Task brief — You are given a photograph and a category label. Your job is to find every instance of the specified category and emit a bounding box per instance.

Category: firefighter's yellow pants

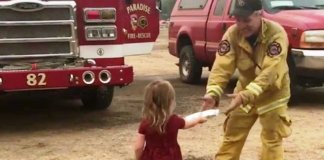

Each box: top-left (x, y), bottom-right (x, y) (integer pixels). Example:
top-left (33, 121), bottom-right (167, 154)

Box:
top-left (215, 106), bottom-right (292, 160)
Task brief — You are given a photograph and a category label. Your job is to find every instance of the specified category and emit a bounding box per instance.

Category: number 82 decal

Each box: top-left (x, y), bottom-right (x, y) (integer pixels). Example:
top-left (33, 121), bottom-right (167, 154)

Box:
top-left (26, 73), bottom-right (47, 86)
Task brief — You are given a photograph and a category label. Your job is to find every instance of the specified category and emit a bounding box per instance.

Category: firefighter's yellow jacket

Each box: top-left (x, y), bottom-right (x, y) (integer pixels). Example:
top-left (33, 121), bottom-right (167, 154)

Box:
top-left (207, 18), bottom-right (290, 115)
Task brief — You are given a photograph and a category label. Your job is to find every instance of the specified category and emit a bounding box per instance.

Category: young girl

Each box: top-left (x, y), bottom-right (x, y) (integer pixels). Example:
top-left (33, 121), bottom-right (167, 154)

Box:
top-left (134, 80), bottom-right (215, 160)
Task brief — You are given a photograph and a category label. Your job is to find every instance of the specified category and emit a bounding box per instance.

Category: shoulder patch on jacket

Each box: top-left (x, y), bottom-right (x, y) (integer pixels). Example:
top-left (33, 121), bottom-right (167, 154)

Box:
top-left (267, 42), bottom-right (282, 57)
top-left (218, 40), bottom-right (231, 56)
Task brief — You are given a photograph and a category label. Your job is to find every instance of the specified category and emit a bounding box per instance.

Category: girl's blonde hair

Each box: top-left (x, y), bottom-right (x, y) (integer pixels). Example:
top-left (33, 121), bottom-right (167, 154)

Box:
top-left (142, 80), bottom-right (176, 134)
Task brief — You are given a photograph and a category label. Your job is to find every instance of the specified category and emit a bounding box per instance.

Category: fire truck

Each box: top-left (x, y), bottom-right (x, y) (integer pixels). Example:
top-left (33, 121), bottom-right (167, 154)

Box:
top-left (0, 0), bottom-right (160, 110)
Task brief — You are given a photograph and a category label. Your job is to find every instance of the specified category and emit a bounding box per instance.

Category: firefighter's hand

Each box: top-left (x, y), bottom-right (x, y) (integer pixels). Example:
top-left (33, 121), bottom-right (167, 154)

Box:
top-left (201, 94), bottom-right (218, 111)
top-left (224, 93), bottom-right (243, 115)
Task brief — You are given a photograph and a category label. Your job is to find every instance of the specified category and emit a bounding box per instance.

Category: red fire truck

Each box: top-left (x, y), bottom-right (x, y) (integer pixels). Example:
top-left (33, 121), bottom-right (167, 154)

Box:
top-left (0, 0), bottom-right (160, 110)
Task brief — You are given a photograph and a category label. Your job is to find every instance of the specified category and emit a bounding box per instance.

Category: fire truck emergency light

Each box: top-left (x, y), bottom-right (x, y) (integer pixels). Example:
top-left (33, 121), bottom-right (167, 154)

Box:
top-left (84, 8), bottom-right (116, 23)
top-left (85, 26), bottom-right (117, 41)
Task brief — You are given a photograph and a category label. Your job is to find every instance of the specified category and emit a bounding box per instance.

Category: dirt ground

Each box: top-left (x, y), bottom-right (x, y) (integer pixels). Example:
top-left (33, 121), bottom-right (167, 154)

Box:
top-left (0, 28), bottom-right (323, 160)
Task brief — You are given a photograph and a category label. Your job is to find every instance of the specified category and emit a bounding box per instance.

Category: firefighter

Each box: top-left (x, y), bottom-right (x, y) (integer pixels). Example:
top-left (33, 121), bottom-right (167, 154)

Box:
top-left (202, 0), bottom-right (292, 159)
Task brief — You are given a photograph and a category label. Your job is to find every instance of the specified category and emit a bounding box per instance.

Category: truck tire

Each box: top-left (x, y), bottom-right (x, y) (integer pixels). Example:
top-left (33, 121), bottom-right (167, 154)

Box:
top-left (179, 45), bottom-right (202, 84)
top-left (81, 86), bottom-right (114, 110)
top-left (287, 53), bottom-right (299, 104)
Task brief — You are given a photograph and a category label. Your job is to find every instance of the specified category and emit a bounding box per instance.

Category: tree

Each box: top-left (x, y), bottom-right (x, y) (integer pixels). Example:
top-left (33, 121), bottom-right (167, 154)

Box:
top-left (161, 0), bottom-right (176, 20)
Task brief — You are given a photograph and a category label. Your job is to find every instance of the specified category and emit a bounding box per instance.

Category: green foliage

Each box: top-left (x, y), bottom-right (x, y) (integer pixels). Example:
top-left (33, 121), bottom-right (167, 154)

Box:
top-left (160, 0), bottom-right (176, 20)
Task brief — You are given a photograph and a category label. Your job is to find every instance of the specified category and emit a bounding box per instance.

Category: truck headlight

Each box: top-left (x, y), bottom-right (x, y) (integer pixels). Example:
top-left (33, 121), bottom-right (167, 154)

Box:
top-left (85, 26), bottom-right (117, 41)
top-left (84, 8), bottom-right (116, 23)
top-left (300, 30), bottom-right (324, 49)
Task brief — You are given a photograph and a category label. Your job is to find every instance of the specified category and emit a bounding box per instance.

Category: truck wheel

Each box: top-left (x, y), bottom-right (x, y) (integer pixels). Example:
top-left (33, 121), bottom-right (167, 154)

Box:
top-left (179, 45), bottom-right (202, 84)
top-left (81, 86), bottom-right (114, 110)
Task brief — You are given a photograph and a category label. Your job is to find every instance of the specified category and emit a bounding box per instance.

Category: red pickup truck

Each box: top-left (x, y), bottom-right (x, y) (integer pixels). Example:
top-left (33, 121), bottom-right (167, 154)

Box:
top-left (168, 0), bottom-right (324, 90)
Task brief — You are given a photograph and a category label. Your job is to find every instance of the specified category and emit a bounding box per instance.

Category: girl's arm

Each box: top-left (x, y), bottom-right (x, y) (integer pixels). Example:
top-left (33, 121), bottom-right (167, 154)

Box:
top-left (183, 109), bottom-right (219, 129)
top-left (134, 133), bottom-right (145, 160)
top-left (183, 112), bottom-right (207, 129)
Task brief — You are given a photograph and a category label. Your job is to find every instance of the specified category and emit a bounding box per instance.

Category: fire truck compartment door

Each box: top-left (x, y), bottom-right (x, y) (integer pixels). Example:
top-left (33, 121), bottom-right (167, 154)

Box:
top-left (122, 0), bottom-right (160, 56)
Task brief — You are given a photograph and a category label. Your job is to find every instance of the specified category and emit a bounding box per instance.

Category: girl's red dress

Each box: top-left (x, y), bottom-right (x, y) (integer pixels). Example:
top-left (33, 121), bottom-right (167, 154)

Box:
top-left (138, 114), bottom-right (185, 160)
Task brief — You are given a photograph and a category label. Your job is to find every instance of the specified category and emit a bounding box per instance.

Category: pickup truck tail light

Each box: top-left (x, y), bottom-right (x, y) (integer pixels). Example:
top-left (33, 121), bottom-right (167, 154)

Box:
top-left (84, 8), bottom-right (116, 23)
top-left (300, 30), bottom-right (324, 49)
